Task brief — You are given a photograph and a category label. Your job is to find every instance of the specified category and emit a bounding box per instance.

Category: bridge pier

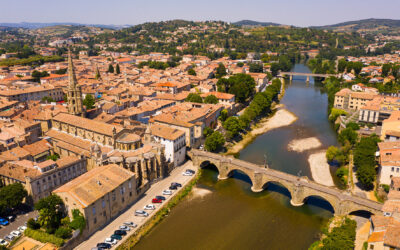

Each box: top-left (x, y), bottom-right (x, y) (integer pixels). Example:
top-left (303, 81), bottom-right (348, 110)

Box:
top-left (250, 172), bottom-right (264, 192)
top-left (289, 75), bottom-right (293, 81)
top-left (289, 185), bottom-right (305, 206)
top-left (306, 75), bottom-right (310, 83)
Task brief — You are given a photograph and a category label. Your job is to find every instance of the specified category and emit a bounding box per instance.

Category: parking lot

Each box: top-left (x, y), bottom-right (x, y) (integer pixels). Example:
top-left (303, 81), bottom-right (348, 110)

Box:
top-left (76, 160), bottom-right (197, 250)
top-left (0, 210), bottom-right (38, 244)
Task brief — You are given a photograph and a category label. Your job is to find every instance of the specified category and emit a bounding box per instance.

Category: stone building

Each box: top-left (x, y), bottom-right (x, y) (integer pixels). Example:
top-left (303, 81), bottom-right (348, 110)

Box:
top-left (53, 164), bottom-right (138, 235)
top-left (67, 50), bottom-right (85, 117)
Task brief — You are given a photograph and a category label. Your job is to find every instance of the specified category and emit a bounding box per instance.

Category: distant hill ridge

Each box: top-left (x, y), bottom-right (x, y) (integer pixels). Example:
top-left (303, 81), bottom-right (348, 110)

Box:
top-left (232, 20), bottom-right (283, 27)
top-left (312, 18), bottom-right (400, 30)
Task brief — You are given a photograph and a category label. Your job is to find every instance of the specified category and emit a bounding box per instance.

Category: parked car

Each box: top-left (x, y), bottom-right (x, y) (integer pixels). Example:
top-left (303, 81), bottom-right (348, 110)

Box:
top-left (134, 210), bottom-right (149, 217)
top-left (0, 239), bottom-right (8, 246)
top-left (183, 170), bottom-right (193, 176)
top-left (162, 190), bottom-right (172, 195)
top-left (152, 198), bottom-right (162, 203)
top-left (186, 169), bottom-right (195, 174)
top-left (10, 230), bottom-right (21, 237)
top-left (123, 221), bottom-right (137, 228)
top-left (156, 195), bottom-right (166, 200)
top-left (104, 238), bottom-right (117, 245)
top-left (113, 230), bottom-right (127, 236)
top-left (171, 182), bottom-right (182, 187)
top-left (7, 215), bottom-right (15, 222)
top-left (91, 248), bottom-right (101, 250)
top-left (4, 235), bottom-right (15, 242)
top-left (169, 185), bottom-right (178, 190)
top-left (96, 242), bottom-right (111, 249)
top-left (144, 204), bottom-right (155, 210)
top-left (0, 218), bottom-right (9, 226)
top-left (18, 225), bottom-right (27, 232)
top-left (110, 234), bottom-right (122, 241)
top-left (119, 225), bottom-right (130, 231)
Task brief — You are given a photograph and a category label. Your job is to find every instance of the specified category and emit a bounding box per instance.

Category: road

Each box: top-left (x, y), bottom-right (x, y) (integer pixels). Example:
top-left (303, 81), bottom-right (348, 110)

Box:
top-left (76, 160), bottom-right (197, 250)
top-left (0, 210), bottom-right (38, 239)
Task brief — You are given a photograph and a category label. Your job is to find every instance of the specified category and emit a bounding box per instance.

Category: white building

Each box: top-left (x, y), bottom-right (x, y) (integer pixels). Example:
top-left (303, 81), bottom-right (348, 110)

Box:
top-left (378, 141), bottom-right (400, 185)
top-left (150, 124), bottom-right (186, 167)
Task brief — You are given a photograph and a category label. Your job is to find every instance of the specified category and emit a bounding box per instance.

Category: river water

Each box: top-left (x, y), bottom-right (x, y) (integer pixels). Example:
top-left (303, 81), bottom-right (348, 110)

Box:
top-left (134, 64), bottom-right (339, 250)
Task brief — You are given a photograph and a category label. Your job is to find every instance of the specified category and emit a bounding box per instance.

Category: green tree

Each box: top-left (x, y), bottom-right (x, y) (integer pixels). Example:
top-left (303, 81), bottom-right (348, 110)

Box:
top-left (41, 96), bottom-right (55, 103)
top-left (270, 63), bottom-right (280, 76)
top-left (35, 194), bottom-right (64, 231)
top-left (186, 93), bottom-right (203, 103)
top-left (204, 94), bottom-right (218, 104)
top-left (346, 122), bottom-right (360, 130)
top-left (326, 146), bottom-right (340, 162)
top-left (338, 59), bottom-right (347, 73)
top-left (188, 68), bottom-right (196, 76)
top-left (83, 94), bottom-right (95, 109)
top-left (223, 116), bottom-right (242, 138)
top-left (27, 218), bottom-right (40, 230)
top-left (249, 63), bottom-right (263, 73)
top-left (227, 73), bottom-right (256, 103)
top-left (215, 63), bottom-right (227, 78)
top-left (108, 64), bottom-right (114, 73)
top-left (219, 109), bottom-right (228, 122)
top-left (356, 164), bottom-right (376, 190)
top-left (203, 127), bottom-right (213, 138)
top-left (204, 131), bottom-right (225, 152)
top-left (0, 183), bottom-right (27, 214)
top-left (382, 63), bottom-right (391, 77)
top-left (115, 64), bottom-right (121, 74)
top-left (321, 218), bottom-right (356, 250)
top-left (338, 128), bottom-right (358, 145)
top-left (69, 209), bottom-right (86, 232)
top-left (55, 227), bottom-right (72, 239)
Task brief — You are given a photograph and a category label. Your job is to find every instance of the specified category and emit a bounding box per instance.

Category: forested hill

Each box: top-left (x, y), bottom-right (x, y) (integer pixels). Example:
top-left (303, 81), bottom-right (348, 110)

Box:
top-left (312, 18), bottom-right (400, 32)
top-left (233, 20), bottom-right (283, 27)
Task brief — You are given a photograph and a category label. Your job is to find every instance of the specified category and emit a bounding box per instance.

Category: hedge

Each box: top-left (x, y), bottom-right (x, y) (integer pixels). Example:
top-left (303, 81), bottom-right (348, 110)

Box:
top-left (24, 228), bottom-right (65, 247)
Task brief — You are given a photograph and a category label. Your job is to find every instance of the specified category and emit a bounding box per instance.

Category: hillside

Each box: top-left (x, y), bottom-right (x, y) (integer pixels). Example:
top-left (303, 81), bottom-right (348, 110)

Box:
top-left (312, 18), bottom-right (400, 33)
top-left (233, 20), bottom-right (283, 27)
top-left (0, 22), bottom-right (124, 30)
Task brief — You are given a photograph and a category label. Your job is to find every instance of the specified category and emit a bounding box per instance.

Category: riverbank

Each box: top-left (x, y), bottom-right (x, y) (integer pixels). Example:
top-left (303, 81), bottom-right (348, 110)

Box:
top-left (117, 169), bottom-right (202, 250)
top-left (308, 151), bottom-right (335, 186)
top-left (226, 106), bottom-right (298, 155)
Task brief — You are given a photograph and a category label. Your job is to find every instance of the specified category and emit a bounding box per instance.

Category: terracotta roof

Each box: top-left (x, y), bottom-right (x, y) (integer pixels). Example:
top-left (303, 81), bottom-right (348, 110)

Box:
top-left (22, 139), bottom-right (52, 157)
top-left (150, 124), bottom-right (185, 141)
top-left (385, 225), bottom-right (400, 248)
top-left (367, 231), bottom-right (385, 243)
top-left (53, 113), bottom-right (123, 136)
top-left (53, 164), bottom-right (135, 208)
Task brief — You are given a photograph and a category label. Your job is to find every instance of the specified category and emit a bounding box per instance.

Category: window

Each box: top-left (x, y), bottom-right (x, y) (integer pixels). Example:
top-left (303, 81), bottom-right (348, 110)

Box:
top-left (102, 200), bottom-right (106, 208)
top-left (92, 207), bottom-right (96, 215)
top-left (392, 167), bottom-right (395, 172)
top-left (128, 181), bottom-right (132, 189)
top-left (93, 217), bottom-right (97, 224)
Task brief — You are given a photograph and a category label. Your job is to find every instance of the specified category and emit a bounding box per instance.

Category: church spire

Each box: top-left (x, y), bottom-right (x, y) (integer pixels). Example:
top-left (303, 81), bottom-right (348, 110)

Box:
top-left (66, 49), bottom-right (84, 117)
top-left (68, 49), bottom-right (78, 88)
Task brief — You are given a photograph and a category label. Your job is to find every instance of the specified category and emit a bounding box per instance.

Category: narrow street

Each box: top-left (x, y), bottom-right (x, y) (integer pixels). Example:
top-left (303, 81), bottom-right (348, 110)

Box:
top-left (76, 160), bottom-right (197, 250)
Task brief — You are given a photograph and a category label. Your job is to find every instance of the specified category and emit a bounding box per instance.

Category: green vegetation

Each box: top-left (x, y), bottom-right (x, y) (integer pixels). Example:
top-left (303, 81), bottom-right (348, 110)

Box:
top-left (24, 228), bottom-right (65, 247)
top-left (32, 70), bottom-right (49, 82)
top-left (35, 195), bottom-right (65, 233)
top-left (185, 93), bottom-right (203, 103)
top-left (0, 55), bottom-right (64, 67)
top-left (249, 62), bottom-right (263, 73)
top-left (223, 117), bottom-right (242, 139)
top-left (338, 128), bottom-right (358, 145)
top-left (116, 64), bottom-right (121, 74)
top-left (217, 73), bottom-right (256, 103)
top-left (188, 68), bottom-right (196, 76)
top-left (83, 94), bottom-right (95, 109)
top-left (205, 131), bottom-right (225, 152)
top-left (69, 209), bottom-right (86, 233)
top-left (46, 153), bottom-right (60, 161)
top-left (354, 135), bottom-right (380, 190)
top-left (138, 60), bottom-right (178, 70)
top-left (215, 63), bottom-right (227, 78)
top-left (0, 183), bottom-right (27, 215)
top-left (309, 217), bottom-right (357, 250)
top-left (204, 94), bottom-right (218, 104)
top-left (108, 64), bottom-right (114, 73)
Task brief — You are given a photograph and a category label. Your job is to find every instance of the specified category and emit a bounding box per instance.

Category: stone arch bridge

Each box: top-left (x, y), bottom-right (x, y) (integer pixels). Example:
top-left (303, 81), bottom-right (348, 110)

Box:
top-left (188, 149), bottom-right (383, 216)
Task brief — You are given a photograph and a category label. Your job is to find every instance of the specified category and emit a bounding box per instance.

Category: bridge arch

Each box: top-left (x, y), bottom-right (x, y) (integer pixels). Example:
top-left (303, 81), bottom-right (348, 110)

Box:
top-left (261, 180), bottom-right (293, 198)
top-left (226, 168), bottom-right (254, 186)
top-left (302, 195), bottom-right (336, 214)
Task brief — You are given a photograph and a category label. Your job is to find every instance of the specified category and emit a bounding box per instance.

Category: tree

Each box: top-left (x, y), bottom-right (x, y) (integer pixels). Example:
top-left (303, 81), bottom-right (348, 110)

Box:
top-left (326, 146), bottom-right (340, 162)
top-left (27, 218), bottom-right (40, 229)
top-left (356, 164), bottom-right (376, 190)
top-left (83, 94), bottom-right (95, 109)
top-left (338, 59), bottom-right (347, 73)
top-left (338, 128), bottom-right (358, 145)
top-left (55, 227), bottom-right (72, 239)
top-left (249, 63), bottom-right (263, 73)
top-left (223, 117), bottom-right (242, 138)
top-left (204, 94), bottom-right (218, 104)
top-left (346, 122), bottom-right (360, 130)
top-left (69, 209), bottom-right (86, 232)
top-left (215, 63), bottom-right (227, 78)
top-left (188, 68), bottom-right (196, 76)
top-left (219, 109), bottom-right (228, 122)
top-left (205, 131), bottom-right (225, 152)
top-left (185, 93), bottom-right (203, 103)
top-left (382, 63), bottom-right (391, 77)
top-left (115, 64), bottom-right (121, 74)
top-left (108, 64), bottom-right (114, 73)
top-left (203, 127), bottom-right (213, 138)
top-left (35, 195), bottom-right (64, 231)
top-left (227, 73), bottom-right (256, 103)
top-left (41, 96), bottom-right (55, 103)
top-left (0, 183), bottom-right (27, 214)
top-left (321, 217), bottom-right (356, 250)
top-left (270, 63), bottom-right (280, 76)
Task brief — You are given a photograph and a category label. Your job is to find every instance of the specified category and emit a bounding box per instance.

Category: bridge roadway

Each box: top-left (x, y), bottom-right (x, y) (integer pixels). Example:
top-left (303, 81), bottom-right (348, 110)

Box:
top-left (189, 149), bottom-right (383, 216)
top-left (279, 72), bottom-right (338, 78)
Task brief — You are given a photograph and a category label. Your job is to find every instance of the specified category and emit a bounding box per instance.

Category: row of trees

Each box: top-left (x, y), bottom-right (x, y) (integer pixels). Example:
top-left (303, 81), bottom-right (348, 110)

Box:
top-left (337, 59), bottom-right (364, 75)
top-left (185, 93), bottom-right (219, 104)
top-left (108, 64), bottom-right (121, 74)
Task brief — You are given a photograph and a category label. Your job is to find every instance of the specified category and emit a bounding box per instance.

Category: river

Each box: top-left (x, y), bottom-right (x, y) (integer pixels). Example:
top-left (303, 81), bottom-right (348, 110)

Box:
top-left (134, 64), bottom-right (339, 250)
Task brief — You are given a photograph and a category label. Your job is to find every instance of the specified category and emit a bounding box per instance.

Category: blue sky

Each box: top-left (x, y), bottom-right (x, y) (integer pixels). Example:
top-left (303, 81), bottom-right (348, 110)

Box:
top-left (1, 0), bottom-right (399, 27)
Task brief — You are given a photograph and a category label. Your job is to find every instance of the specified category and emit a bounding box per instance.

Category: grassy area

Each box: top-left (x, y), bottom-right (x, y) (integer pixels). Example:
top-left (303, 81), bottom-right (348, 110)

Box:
top-left (24, 228), bottom-right (65, 247)
top-left (117, 170), bottom-right (202, 249)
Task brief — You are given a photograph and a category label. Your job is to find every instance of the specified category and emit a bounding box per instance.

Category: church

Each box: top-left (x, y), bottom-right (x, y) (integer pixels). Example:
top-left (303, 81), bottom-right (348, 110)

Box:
top-left (45, 51), bottom-right (170, 189)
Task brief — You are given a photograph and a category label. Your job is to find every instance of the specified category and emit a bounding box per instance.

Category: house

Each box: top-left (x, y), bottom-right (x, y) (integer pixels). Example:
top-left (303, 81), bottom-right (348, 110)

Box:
top-left (53, 164), bottom-right (138, 235)
top-left (377, 141), bottom-right (400, 185)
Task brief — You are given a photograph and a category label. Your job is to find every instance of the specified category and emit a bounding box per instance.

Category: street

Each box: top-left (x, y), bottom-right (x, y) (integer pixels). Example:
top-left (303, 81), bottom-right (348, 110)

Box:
top-left (76, 160), bottom-right (197, 250)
